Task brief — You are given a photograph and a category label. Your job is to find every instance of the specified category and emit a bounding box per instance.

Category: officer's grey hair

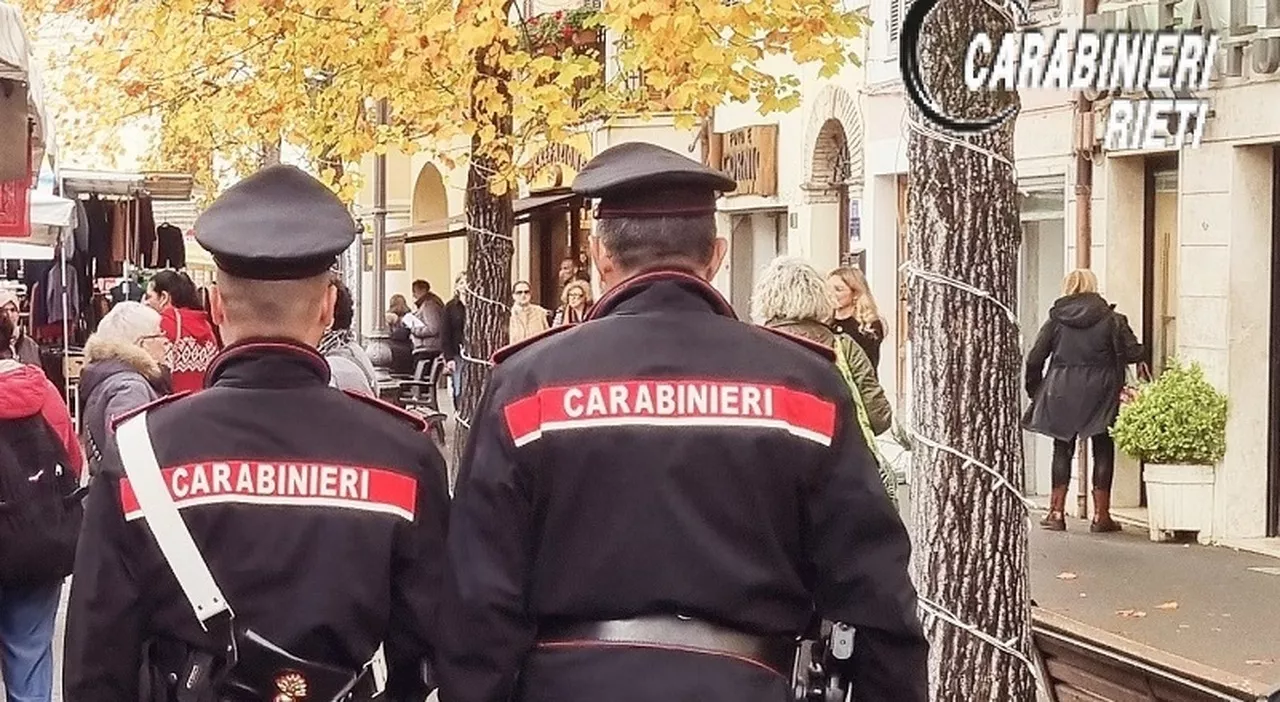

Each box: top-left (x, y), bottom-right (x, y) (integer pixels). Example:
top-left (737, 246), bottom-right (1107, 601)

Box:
top-left (749, 256), bottom-right (834, 326)
top-left (595, 215), bottom-right (717, 274)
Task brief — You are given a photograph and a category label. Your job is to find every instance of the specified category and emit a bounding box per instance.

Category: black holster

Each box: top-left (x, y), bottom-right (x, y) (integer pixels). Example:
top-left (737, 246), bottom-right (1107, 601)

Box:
top-left (144, 627), bottom-right (376, 702)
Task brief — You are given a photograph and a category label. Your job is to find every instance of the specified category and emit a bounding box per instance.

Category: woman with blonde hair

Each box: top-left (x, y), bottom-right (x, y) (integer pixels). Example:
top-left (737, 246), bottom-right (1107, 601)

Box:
top-left (553, 279), bottom-right (593, 326)
top-left (827, 266), bottom-right (886, 373)
top-left (1025, 268), bottom-right (1145, 533)
top-left (752, 256), bottom-right (896, 499)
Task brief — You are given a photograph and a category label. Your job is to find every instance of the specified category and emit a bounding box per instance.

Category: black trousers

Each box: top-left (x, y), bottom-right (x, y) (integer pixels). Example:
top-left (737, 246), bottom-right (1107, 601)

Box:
top-left (1051, 433), bottom-right (1116, 491)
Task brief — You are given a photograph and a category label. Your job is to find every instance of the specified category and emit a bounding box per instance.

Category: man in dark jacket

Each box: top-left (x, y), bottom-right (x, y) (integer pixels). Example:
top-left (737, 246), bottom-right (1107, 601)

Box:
top-left (436, 142), bottom-right (928, 702)
top-left (441, 273), bottom-right (467, 405)
top-left (63, 165), bottom-right (450, 702)
top-left (0, 290), bottom-right (42, 366)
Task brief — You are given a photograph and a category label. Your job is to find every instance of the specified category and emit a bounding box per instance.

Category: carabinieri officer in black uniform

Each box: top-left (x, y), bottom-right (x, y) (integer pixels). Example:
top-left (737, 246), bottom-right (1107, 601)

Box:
top-left (64, 165), bottom-right (450, 702)
top-left (436, 142), bottom-right (928, 702)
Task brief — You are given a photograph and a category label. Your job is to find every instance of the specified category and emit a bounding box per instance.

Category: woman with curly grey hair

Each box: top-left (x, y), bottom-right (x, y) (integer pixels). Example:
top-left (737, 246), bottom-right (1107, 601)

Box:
top-left (751, 256), bottom-right (896, 500)
top-left (751, 256), bottom-right (892, 434)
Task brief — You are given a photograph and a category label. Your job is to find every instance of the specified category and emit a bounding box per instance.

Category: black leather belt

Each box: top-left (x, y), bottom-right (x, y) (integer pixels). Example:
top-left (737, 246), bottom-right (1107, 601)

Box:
top-left (537, 615), bottom-right (797, 677)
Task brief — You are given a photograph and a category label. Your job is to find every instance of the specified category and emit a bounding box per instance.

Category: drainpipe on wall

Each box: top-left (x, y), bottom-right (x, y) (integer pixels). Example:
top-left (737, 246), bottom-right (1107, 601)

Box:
top-left (1073, 0), bottom-right (1098, 520)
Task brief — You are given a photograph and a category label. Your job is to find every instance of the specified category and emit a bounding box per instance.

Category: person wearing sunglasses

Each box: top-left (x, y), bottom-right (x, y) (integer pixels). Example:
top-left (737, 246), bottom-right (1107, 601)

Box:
top-left (508, 280), bottom-right (549, 345)
top-left (0, 290), bottom-right (42, 366)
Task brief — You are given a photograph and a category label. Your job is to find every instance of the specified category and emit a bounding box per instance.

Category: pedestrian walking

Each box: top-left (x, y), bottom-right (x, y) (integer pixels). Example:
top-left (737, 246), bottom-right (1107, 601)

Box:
top-left (436, 142), bottom-right (928, 702)
top-left (80, 301), bottom-right (172, 477)
top-left (63, 165), bottom-right (450, 702)
top-left (385, 294), bottom-right (418, 377)
top-left (507, 280), bottom-right (548, 344)
top-left (1025, 268), bottom-right (1145, 532)
top-left (322, 277), bottom-right (379, 397)
top-left (751, 256), bottom-right (897, 502)
top-left (410, 279), bottom-right (445, 367)
top-left (550, 279), bottom-right (591, 326)
top-left (0, 290), bottom-right (42, 367)
top-left (0, 311), bottom-right (85, 702)
top-left (145, 270), bottom-right (220, 394)
top-left (442, 274), bottom-right (467, 406)
top-left (826, 266), bottom-right (886, 374)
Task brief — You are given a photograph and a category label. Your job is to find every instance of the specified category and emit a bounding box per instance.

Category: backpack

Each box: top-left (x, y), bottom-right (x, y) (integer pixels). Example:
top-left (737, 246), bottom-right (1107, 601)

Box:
top-left (833, 334), bottom-right (899, 505)
top-left (0, 415), bottom-right (86, 586)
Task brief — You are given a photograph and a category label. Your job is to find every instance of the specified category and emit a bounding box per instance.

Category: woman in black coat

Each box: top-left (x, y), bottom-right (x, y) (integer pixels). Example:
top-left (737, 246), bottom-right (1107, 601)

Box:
top-left (1025, 269), bottom-right (1144, 533)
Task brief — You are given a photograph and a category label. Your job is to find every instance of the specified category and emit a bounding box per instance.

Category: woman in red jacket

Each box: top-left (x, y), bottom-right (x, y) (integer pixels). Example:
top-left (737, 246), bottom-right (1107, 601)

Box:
top-left (0, 312), bottom-right (82, 701)
top-left (145, 270), bottom-right (221, 394)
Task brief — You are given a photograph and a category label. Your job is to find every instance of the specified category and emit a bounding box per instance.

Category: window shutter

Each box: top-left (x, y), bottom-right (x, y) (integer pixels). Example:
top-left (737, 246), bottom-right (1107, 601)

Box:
top-left (888, 0), bottom-right (903, 43)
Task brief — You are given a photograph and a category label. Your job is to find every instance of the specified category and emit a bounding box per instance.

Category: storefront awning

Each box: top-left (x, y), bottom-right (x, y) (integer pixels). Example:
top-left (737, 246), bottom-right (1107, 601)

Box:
top-left (396, 192), bottom-right (580, 244)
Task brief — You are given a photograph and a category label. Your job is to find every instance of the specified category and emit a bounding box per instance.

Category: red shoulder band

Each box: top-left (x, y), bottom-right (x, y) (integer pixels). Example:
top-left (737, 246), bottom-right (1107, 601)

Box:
top-left (491, 324), bottom-right (576, 365)
top-left (109, 391), bottom-right (194, 431)
top-left (342, 390), bottom-right (430, 432)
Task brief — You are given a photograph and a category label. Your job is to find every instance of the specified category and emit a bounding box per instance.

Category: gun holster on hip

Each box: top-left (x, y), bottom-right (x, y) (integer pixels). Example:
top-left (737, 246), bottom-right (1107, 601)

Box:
top-left (792, 620), bottom-right (855, 702)
top-left (118, 414), bottom-right (385, 702)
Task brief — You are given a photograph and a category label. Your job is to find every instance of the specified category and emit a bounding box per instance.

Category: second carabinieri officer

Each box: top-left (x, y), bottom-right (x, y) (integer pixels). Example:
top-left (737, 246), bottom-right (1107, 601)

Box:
top-left (436, 142), bottom-right (928, 702)
top-left (64, 165), bottom-right (450, 702)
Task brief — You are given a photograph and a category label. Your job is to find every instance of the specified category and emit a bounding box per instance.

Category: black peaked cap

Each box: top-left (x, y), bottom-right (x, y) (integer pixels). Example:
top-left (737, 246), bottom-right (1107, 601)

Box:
top-left (194, 164), bottom-right (357, 280)
top-left (572, 142), bottom-right (737, 219)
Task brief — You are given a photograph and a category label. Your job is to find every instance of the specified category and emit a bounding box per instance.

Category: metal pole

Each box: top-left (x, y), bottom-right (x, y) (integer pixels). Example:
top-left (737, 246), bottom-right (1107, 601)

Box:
top-left (371, 98), bottom-right (389, 333)
top-left (1074, 0), bottom-right (1099, 521)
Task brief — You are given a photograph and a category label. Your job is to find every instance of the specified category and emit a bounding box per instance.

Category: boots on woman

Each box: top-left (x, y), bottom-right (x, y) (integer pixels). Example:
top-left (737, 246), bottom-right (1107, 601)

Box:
top-left (1091, 489), bottom-right (1122, 533)
top-left (1040, 486), bottom-right (1067, 531)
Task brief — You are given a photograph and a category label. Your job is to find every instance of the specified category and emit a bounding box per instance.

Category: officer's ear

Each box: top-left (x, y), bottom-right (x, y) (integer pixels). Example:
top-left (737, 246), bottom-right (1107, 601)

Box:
top-left (209, 285), bottom-right (227, 327)
top-left (319, 281), bottom-right (338, 330)
top-left (588, 235), bottom-right (616, 288)
top-left (703, 237), bottom-right (729, 282)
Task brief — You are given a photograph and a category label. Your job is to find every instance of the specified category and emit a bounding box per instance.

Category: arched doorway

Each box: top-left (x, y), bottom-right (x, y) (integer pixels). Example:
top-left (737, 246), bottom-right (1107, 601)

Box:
top-left (802, 85), bottom-right (864, 270)
top-left (407, 163), bottom-right (451, 304)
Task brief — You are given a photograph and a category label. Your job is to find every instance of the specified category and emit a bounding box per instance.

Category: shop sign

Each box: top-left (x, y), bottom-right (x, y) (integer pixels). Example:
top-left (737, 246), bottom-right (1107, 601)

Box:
top-left (1087, 0), bottom-right (1280, 82)
top-left (363, 237), bottom-right (406, 272)
top-left (718, 125), bottom-right (778, 197)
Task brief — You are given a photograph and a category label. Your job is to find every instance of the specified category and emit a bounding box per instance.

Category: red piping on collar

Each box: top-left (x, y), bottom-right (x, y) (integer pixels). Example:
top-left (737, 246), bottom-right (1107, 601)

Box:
top-left (586, 270), bottom-right (736, 321)
top-left (203, 338), bottom-right (331, 387)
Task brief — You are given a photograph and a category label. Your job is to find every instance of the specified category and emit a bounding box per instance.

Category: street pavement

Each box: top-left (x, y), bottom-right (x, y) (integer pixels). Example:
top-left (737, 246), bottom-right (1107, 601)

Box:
top-left (1030, 516), bottom-right (1280, 686)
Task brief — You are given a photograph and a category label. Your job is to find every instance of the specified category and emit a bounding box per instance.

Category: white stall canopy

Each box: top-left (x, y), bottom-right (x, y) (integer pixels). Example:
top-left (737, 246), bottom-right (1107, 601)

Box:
top-left (0, 190), bottom-right (74, 258)
top-left (0, 2), bottom-right (53, 177)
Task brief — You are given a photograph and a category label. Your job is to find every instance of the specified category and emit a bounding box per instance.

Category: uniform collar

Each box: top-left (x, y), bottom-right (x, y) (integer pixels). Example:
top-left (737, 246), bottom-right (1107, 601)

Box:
top-left (587, 270), bottom-right (737, 320)
top-left (204, 338), bottom-right (331, 389)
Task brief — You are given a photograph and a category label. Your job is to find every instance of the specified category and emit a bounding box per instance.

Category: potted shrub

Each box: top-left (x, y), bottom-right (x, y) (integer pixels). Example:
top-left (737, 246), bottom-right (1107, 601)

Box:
top-left (1110, 360), bottom-right (1228, 543)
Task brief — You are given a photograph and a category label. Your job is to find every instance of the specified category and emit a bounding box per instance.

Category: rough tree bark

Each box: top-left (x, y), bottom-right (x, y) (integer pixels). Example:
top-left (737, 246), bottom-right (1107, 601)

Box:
top-left (455, 20), bottom-right (516, 471)
top-left (905, 0), bottom-right (1032, 699)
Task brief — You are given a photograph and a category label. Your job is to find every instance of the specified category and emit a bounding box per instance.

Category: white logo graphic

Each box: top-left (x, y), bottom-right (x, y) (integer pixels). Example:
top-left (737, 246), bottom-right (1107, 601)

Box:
top-left (964, 30), bottom-right (1218, 150)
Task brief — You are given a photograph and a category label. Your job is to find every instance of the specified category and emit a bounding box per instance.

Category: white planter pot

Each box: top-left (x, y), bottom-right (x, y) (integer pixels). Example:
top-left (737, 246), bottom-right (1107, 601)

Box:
top-left (1142, 463), bottom-right (1215, 543)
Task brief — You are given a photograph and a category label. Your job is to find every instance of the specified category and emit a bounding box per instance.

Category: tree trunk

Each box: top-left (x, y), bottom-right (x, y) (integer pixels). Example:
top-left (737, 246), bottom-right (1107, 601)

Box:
top-left (260, 137), bottom-right (282, 168)
top-left (455, 29), bottom-right (516, 476)
top-left (905, 0), bottom-right (1031, 699)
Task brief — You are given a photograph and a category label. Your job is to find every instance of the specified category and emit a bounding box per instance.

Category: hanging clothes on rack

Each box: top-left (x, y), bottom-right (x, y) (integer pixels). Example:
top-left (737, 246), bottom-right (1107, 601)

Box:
top-left (43, 255), bottom-right (80, 325)
top-left (153, 222), bottom-right (186, 268)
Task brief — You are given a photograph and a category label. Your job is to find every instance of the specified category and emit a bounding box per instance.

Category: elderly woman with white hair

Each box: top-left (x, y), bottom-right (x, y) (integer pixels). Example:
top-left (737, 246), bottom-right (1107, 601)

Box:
top-left (751, 256), bottom-right (893, 434)
top-left (80, 301), bottom-right (172, 476)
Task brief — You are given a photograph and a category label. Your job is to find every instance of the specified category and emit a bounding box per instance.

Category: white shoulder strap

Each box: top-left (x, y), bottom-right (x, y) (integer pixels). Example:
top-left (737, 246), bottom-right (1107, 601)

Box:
top-left (116, 412), bottom-right (233, 629)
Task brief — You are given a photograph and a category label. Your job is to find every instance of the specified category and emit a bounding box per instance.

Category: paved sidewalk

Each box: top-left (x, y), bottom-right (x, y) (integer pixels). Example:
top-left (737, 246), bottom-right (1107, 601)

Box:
top-left (1031, 516), bottom-right (1280, 686)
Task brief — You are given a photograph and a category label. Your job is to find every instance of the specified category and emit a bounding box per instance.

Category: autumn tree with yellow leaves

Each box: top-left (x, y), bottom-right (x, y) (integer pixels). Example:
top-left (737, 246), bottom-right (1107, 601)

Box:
top-left (24, 0), bottom-right (868, 451)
